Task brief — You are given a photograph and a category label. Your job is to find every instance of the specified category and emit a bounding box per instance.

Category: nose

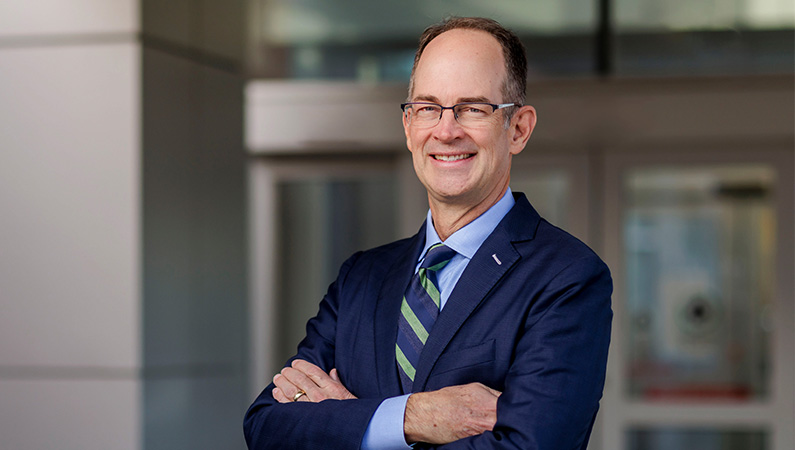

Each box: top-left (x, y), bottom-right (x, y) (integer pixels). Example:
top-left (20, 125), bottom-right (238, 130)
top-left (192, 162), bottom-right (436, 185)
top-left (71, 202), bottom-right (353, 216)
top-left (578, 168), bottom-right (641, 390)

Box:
top-left (432, 108), bottom-right (465, 142)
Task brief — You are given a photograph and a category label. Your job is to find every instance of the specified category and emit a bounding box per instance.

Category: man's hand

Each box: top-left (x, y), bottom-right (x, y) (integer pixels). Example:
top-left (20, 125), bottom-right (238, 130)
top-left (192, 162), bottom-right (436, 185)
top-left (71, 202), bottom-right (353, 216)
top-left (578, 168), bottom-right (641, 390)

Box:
top-left (272, 361), bottom-right (499, 445)
top-left (404, 382), bottom-right (501, 445)
top-left (272, 359), bottom-right (357, 403)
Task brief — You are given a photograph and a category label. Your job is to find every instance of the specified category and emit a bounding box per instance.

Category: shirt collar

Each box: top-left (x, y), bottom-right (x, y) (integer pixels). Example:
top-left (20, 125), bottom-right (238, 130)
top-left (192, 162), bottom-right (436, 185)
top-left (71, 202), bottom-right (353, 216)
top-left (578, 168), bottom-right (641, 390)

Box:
top-left (420, 188), bottom-right (515, 262)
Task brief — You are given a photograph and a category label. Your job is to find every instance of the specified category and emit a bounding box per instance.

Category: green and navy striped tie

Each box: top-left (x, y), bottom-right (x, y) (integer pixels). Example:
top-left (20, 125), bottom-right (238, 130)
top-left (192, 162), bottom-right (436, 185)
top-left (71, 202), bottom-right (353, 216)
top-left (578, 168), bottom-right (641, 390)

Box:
top-left (396, 243), bottom-right (456, 393)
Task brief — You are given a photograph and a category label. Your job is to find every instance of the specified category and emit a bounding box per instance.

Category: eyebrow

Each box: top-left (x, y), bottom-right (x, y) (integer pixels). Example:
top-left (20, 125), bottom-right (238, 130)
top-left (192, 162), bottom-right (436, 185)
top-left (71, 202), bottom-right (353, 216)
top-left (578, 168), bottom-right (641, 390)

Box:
top-left (413, 95), bottom-right (440, 103)
top-left (458, 96), bottom-right (492, 103)
top-left (411, 95), bottom-right (494, 104)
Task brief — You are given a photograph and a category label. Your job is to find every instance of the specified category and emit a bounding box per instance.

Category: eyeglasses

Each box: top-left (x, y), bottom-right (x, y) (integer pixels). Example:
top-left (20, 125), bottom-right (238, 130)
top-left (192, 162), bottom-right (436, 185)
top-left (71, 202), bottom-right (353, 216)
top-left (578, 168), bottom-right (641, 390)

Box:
top-left (400, 101), bottom-right (521, 128)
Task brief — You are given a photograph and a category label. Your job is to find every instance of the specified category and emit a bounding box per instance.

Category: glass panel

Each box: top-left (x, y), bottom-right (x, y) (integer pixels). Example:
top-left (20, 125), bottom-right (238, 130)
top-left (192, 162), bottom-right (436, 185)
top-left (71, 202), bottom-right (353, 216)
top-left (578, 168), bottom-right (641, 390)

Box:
top-left (627, 427), bottom-right (768, 450)
top-left (616, 0), bottom-right (795, 30)
top-left (511, 169), bottom-right (571, 231)
top-left (274, 176), bottom-right (398, 367)
top-left (614, 0), bottom-right (795, 76)
top-left (250, 0), bottom-right (597, 80)
top-left (623, 166), bottom-right (775, 401)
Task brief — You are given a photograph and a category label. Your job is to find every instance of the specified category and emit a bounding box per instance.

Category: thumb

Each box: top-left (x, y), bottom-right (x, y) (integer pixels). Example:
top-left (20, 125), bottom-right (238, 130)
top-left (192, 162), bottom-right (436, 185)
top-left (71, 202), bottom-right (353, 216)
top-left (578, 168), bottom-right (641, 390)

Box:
top-left (484, 385), bottom-right (502, 397)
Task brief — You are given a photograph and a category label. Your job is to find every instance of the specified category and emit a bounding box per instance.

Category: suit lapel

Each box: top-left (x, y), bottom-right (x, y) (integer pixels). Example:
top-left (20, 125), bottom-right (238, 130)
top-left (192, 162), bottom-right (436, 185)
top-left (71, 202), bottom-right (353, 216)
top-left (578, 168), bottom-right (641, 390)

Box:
top-left (412, 226), bottom-right (519, 391)
top-left (373, 226), bottom-right (425, 396)
top-left (412, 194), bottom-right (540, 391)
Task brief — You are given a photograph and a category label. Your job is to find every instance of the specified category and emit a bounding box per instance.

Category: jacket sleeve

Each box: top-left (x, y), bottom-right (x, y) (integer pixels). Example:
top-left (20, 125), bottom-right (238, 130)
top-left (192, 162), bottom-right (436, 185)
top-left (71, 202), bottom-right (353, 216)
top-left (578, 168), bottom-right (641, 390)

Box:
top-left (420, 254), bottom-right (613, 450)
top-left (243, 252), bottom-right (384, 450)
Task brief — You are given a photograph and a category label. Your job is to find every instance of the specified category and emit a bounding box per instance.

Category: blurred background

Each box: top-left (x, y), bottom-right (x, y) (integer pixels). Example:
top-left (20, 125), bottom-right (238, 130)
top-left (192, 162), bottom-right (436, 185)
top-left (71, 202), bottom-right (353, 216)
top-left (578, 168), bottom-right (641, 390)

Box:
top-left (0, 1), bottom-right (793, 449)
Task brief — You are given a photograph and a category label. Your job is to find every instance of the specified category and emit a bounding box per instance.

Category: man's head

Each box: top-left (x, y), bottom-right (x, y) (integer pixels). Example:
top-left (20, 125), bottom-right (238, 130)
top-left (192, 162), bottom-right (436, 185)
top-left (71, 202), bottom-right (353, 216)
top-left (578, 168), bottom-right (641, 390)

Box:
top-left (403, 17), bottom-right (536, 217)
top-left (408, 17), bottom-right (528, 112)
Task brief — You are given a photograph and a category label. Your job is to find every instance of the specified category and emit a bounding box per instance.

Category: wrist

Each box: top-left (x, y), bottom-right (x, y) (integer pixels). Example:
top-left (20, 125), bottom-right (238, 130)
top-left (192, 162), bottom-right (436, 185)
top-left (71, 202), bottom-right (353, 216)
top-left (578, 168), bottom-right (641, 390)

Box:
top-left (404, 392), bottom-right (430, 443)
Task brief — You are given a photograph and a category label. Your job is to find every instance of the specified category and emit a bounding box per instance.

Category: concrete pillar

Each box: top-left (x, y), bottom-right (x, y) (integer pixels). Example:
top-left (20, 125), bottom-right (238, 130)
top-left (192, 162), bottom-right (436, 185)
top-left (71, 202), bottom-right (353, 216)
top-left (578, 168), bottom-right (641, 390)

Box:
top-left (0, 2), bottom-right (247, 449)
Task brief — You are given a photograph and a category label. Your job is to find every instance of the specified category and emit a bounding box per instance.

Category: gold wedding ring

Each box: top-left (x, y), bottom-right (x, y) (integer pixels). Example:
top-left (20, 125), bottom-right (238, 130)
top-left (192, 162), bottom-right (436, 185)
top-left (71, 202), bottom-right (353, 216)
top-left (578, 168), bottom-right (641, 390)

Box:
top-left (292, 390), bottom-right (306, 402)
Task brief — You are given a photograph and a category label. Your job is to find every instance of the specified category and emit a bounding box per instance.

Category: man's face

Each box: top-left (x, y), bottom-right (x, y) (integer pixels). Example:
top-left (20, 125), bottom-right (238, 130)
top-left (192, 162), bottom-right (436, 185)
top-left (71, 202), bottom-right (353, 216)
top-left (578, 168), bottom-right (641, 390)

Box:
top-left (404, 29), bottom-right (524, 208)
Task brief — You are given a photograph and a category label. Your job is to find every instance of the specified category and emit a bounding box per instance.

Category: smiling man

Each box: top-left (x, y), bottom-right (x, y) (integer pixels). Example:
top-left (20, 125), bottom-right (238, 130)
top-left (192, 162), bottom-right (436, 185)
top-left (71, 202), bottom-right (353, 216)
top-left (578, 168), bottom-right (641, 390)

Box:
top-left (402, 25), bottom-right (532, 241)
top-left (244, 17), bottom-right (612, 450)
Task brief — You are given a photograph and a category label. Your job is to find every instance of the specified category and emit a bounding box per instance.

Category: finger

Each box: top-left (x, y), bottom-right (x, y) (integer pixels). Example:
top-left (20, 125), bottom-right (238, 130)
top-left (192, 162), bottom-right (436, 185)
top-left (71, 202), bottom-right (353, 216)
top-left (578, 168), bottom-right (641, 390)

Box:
top-left (470, 382), bottom-right (501, 398)
top-left (292, 360), bottom-right (334, 389)
top-left (485, 386), bottom-right (502, 397)
top-left (273, 373), bottom-right (298, 391)
top-left (273, 373), bottom-right (305, 402)
top-left (272, 387), bottom-right (290, 403)
top-left (281, 367), bottom-right (323, 401)
top-left (330, 368), bottom-right (340, 382)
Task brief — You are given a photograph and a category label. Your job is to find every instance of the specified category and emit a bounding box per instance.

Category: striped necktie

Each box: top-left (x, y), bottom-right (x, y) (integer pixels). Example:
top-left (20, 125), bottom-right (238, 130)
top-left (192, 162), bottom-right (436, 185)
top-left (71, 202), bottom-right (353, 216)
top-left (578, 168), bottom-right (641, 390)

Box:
top-left (396, 243), bottom-right (457, 393)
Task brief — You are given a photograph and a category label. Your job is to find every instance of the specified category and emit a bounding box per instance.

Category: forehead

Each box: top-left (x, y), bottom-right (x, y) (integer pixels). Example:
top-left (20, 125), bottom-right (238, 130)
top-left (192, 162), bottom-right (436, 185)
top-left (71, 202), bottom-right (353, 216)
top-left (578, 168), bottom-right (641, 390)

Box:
top-left (412, 29), bottom-right (506, 102)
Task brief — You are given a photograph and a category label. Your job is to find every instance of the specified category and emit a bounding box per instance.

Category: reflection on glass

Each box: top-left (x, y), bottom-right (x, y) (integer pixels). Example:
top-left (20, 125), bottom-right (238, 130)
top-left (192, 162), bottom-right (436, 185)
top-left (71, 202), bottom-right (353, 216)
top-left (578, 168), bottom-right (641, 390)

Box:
top-left (250, 0), bottom-right (596, 79)
top-left (274, 176), bottom-right (398, 368)
top-left (511, 170), bottom-right (571, 231)
top-left (614, 0), bottom-right (795, 76)
top-left (627, 427), bottom-right (768, 450)
top-left (616, 0), bottom-right (795, 30)
top-left (623, 166), bottom-right (775, 401)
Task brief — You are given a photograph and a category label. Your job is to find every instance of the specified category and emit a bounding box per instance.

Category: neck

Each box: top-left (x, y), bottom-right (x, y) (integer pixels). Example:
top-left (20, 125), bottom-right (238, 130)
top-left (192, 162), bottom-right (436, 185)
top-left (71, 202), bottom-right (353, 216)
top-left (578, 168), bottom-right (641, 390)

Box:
top-left (428, 184), bottom-right (508, 241)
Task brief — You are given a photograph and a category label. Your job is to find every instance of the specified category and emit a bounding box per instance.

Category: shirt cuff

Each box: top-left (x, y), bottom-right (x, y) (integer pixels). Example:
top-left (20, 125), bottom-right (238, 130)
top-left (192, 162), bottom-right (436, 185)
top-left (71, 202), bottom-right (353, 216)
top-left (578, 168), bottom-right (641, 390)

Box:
top-left (361, 394), bottom-right (412, 450)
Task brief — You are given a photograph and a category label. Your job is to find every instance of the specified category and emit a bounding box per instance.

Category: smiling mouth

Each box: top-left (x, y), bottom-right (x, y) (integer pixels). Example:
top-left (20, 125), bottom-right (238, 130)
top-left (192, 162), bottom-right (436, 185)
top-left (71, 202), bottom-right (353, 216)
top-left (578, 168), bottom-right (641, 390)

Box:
top-left (432, 154), bottom-right (474, 162)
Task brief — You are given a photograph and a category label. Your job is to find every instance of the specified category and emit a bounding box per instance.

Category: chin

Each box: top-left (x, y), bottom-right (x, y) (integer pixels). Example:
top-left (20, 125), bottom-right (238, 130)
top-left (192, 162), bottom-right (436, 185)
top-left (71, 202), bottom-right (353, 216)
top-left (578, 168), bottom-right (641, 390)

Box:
top-left (431, 187), bottom-right (477, 204)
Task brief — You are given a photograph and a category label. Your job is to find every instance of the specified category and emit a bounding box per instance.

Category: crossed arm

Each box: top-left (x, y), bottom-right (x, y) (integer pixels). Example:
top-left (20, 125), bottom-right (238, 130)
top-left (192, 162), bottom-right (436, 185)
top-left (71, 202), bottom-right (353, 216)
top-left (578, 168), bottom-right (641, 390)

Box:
top-left (244, 252), bottom-right (612, 449)
top-left (273, 359), bottom-right (501, 445)
top-left (244, 254), bottom-right (504, 448)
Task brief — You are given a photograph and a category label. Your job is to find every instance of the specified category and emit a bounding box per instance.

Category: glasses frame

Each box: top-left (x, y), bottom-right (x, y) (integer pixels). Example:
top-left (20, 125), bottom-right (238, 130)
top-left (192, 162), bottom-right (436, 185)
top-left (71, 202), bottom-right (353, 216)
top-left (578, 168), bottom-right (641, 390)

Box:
top-left (400, 101), bottom-right (522, 127)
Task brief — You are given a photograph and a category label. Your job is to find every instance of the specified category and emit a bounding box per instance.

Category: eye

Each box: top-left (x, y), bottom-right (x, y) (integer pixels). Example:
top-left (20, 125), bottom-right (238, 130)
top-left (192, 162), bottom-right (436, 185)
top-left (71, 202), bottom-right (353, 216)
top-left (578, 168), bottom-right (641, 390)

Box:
top-left (458, 104), bottom-right (489, 115)
top-left (416, 104), bottom-right (440, 113)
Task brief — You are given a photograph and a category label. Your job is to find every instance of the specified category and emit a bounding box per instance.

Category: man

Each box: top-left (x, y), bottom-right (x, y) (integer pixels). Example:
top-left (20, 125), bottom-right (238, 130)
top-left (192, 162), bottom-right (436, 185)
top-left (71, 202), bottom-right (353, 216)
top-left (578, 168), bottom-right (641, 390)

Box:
top-left (244, 17), bottom-right (612, 449)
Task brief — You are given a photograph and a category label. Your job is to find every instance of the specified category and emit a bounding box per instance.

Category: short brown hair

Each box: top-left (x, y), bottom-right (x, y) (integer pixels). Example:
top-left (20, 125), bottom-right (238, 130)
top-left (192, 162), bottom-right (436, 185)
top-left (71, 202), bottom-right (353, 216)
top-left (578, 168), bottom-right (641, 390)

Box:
top-left (408, 17), bottom-right (528, 106)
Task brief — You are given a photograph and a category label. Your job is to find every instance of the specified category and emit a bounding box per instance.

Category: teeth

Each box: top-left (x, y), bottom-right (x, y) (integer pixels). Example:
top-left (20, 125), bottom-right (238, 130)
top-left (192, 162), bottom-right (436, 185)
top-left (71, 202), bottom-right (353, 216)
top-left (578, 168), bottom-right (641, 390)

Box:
top-left (434, 154), bottom-right (472, 162)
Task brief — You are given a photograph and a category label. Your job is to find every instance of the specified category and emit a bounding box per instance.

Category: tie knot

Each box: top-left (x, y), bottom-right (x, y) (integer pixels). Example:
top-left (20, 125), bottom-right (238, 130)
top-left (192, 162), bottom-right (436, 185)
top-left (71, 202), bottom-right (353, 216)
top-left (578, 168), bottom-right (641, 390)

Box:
top-left (420, 243), bottom-right (456, 272)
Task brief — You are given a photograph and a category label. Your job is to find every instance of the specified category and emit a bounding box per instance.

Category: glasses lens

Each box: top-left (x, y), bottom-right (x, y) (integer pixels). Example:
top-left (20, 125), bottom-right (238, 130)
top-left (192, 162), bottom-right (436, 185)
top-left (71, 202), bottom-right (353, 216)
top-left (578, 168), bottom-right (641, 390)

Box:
top-left (407, 103), bottom-right (442, 127)
top-left (454, 103), bottom-right (496, 128)
top-left (405, 102), bottom-right (503, 128)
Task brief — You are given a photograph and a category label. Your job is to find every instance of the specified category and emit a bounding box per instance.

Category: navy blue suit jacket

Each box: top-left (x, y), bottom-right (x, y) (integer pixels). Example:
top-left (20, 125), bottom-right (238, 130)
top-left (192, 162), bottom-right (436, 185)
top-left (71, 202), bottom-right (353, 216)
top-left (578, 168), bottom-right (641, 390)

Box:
top-left (244, 193), bottom-right (612, 449)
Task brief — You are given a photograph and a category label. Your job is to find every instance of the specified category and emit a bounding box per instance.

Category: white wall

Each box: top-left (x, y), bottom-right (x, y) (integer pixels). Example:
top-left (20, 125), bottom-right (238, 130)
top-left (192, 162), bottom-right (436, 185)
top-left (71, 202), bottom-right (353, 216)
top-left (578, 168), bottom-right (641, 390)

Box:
top-left (0, 2), bottom-right (249, 449)
top-left (0, 2), bottom-right (142, 449)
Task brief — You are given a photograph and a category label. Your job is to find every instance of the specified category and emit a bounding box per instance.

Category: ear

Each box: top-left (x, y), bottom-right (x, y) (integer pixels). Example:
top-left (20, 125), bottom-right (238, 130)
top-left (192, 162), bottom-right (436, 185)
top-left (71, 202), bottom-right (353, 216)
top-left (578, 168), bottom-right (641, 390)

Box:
top-left (508, 105), bottom-right (537, 156)
top-left (402, 110), bottom-right (413, 152)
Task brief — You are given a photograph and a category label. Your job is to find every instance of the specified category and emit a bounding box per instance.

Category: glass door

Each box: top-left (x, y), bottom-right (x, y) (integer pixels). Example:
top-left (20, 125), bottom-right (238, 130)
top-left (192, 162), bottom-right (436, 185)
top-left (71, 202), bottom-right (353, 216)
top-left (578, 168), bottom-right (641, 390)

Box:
top-left (248, 156), bottom-right (402, 391)
top-left (511, 152), bottom-right (593, 245)
top-left (600, 148), bottom-right (794, 450)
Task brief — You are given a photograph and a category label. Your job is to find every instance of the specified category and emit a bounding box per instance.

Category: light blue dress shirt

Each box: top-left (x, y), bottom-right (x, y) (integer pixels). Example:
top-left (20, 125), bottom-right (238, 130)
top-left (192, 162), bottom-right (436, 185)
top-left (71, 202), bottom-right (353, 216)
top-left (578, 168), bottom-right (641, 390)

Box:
top-left (361, 189), bottom-right (515, 450)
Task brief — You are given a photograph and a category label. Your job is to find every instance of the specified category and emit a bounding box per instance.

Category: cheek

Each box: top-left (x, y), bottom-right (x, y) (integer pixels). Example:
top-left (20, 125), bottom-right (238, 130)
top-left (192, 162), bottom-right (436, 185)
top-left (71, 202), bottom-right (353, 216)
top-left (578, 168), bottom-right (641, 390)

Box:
top-left (407, 135), bottom-right (423, 157)
top-left (407, 129), bottom-right (433, 157)
top-left (410, 148), bottom-right (425, 177)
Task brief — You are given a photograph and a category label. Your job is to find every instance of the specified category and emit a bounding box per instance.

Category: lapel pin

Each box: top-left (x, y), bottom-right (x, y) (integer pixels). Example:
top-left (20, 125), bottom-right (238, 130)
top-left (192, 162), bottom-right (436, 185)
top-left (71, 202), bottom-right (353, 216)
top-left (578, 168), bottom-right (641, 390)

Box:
top-left (492, 254), bottom-right (502, 265)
